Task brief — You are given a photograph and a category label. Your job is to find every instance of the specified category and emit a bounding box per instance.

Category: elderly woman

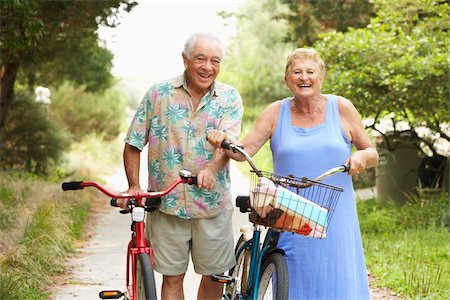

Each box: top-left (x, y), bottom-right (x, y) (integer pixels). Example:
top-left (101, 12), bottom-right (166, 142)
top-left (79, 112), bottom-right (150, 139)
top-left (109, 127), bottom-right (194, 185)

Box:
top-left (208, 47), bottom-right (378, 299)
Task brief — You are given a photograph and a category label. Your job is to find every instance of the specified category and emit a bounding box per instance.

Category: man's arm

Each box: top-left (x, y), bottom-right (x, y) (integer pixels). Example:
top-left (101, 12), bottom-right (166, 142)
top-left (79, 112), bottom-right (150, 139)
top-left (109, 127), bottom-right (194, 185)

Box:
top-left (123, 143), bottom-right (142, 191)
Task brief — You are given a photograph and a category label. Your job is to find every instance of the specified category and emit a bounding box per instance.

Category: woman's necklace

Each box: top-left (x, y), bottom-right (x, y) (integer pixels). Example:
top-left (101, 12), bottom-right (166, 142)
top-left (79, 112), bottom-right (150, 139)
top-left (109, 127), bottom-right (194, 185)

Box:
top-left (291, 96), bottom-right (321, 121)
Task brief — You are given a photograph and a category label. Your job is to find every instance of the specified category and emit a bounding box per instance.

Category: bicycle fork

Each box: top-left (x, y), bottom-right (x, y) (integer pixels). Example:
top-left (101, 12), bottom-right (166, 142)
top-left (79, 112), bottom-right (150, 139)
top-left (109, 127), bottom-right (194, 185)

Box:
top-left (99, 220), bottom-right (152, 300)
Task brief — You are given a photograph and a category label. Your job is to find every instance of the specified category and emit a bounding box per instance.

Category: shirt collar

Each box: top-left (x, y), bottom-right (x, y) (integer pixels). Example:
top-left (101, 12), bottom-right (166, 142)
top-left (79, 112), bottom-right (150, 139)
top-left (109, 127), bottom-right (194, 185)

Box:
top-left (174, 73), bottom-right (219, 98)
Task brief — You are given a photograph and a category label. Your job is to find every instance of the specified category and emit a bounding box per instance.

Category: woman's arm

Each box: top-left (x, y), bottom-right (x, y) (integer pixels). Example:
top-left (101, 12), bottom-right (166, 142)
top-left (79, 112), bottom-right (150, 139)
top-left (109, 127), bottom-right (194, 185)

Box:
top-left (208, 101), bottom-right (282, 161)
top-left (338, 97), bottom-right (379, 175)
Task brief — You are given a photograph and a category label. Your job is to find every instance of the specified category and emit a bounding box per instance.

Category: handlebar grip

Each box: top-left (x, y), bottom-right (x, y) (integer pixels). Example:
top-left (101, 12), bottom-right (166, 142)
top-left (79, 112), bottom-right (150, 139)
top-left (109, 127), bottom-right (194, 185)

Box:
top-left (342, 164), bottom-right (350, 172)
top-left (110, 198), bottom-right (118, 207)
top-left (220, 139), bottom-right (244, 153)
top-left (188, 176), bottom-right (197, 185)
top-left (220, 139), bottom-right (232, 150)
top-left (62, 181), bottom-right (84, 191)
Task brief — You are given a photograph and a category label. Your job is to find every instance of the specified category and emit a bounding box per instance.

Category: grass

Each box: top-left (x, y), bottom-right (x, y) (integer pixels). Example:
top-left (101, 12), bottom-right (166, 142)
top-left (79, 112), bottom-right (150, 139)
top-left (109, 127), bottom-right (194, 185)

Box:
top-left (363, 228), bottom-right (448, 299)
top-left (358, 194), bottom-right (449, 299)
top-left (0, 176), bottom-right (95, 300)
top-left (0, 134), bottom-right (123, 300)
top-left (0, 183), bottom-right (16, 230)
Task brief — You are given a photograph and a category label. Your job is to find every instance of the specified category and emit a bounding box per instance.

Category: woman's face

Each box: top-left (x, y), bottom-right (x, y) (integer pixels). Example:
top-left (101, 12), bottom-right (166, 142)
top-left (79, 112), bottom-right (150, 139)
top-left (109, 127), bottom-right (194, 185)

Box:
top-left (284, 58), bottom-right (323, 99)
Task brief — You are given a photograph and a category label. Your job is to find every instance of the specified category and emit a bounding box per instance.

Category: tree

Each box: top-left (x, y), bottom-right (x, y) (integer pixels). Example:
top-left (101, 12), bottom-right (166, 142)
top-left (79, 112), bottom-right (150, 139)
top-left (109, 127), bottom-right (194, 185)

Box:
top-left (0, 88), bottom-right (67, 174)
top-left (219, 0), bottom-right (377, 110)
top-left (314, 0), bottom-right (449, 157)
top-left (218, 0), bottom-right (294, 109)
top-left (0, 0), bottom-right (137, 130)
top-left (280, 0), bottom-right (375, 46)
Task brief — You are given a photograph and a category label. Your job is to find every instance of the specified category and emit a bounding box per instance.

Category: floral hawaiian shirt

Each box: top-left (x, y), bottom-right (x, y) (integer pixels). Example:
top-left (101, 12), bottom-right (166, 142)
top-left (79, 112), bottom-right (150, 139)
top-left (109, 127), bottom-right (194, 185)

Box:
top-left (124, 74), bottom-right (243, 219)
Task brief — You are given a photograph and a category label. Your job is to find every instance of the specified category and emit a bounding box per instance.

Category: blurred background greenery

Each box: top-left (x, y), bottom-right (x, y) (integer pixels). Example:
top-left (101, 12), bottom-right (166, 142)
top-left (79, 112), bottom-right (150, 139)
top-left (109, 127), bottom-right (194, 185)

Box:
top-left (0, 0), bottom-right (448, 299)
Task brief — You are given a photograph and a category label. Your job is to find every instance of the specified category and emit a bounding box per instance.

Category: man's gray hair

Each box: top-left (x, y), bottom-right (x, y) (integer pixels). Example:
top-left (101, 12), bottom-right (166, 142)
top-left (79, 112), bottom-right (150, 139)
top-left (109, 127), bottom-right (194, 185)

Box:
top-left (183, 32), bottom-right (226, 59)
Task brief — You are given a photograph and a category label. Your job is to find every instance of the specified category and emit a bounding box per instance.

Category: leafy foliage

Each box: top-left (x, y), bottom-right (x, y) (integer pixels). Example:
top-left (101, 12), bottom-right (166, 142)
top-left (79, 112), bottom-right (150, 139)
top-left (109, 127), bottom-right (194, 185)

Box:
top-left (314, 0), bottom-right (449, 156)
top-left (0, 0), bottom-right (136, 89)
top-left (0, 81), bottom-right (128, 174)
top-left (358, 191), bottom-right (448, 234)
top-left (50, 82), bottom-right (128, 141)
top-left (0, 89), bottom-right (67, 174)
top-left (218, 0), bottom-right (294, 107)
top-left (280, 0), bottom-right (375, 46)
top-left (0, 0), bottom-right (137, 129)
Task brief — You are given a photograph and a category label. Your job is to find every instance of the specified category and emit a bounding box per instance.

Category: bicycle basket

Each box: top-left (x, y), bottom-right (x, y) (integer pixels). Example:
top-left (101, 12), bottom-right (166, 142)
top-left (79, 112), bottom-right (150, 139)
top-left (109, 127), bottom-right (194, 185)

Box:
top-left (248, 171), bottom-right (343, 239)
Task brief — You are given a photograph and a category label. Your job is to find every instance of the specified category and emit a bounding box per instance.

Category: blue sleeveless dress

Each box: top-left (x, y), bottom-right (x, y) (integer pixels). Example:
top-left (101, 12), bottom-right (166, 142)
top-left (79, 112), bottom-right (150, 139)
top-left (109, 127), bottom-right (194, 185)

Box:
top-left (270, 95), bottom-right (370, 299)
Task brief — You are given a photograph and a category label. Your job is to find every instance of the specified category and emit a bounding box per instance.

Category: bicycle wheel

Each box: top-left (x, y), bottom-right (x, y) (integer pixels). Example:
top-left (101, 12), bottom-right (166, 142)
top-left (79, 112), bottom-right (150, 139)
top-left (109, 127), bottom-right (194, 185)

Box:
top-left (257, 252), bottom-right (288, 300)
top-left (226, 235), bottom-right (251, 300)
top-left (136, 253), bottom-right (157, 300)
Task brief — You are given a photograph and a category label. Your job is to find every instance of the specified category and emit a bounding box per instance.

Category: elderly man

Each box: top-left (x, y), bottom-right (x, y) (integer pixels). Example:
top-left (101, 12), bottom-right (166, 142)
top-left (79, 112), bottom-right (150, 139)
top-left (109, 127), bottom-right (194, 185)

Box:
top-left (122, 32), bottom-right (243, 300)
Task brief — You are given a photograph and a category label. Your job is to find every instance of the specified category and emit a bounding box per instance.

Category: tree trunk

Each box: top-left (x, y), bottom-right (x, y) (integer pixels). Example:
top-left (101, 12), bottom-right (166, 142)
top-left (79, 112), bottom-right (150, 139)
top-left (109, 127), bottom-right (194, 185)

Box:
top-left (0, 62), bottom-right (19, 130)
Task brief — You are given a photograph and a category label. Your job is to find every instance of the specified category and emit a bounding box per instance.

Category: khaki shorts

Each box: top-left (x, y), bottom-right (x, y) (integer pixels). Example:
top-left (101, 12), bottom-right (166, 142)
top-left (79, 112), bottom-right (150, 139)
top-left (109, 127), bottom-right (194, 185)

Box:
top-left (146, 207), bottom-right (236, 276)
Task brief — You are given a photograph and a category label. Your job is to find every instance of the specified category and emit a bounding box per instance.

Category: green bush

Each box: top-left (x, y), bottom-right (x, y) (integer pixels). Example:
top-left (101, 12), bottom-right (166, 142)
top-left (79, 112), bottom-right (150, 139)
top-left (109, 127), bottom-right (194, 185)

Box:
top-left (358, 192), bottom-right (449, 233)
top-left (50, 82), bottom-right (127, 141)
top-left (0, 89), bottom-right (68, 174)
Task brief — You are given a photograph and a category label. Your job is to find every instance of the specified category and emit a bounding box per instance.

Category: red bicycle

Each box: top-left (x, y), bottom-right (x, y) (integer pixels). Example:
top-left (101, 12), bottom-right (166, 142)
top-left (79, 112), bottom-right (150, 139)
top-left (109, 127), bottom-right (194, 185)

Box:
top-left (62, 170), bottom-right (197, 300)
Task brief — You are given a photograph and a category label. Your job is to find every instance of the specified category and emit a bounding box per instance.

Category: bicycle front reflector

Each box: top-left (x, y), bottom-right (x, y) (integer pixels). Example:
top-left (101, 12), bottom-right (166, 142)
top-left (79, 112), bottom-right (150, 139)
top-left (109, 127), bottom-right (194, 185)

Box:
top-left (132, 206), bottom-right (145, 222)
top-left (99, 290), bottom-right (124, 299)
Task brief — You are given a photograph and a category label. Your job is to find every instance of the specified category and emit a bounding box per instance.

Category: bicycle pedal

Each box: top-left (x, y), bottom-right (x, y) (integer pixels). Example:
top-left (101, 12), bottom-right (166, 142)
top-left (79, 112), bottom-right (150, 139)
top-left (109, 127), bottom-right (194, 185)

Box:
top-left (99, 290), bottom-right (124, 299)
top-left (211, 273), bottom-right (235, 284)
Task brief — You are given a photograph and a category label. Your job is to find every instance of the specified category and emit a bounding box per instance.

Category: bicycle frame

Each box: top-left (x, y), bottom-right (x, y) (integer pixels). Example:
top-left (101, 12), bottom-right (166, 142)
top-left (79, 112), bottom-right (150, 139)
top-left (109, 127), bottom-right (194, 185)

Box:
top-left (62, 170), bottom-right (197, 300)
top-left (248, 226), bottom-right (278, 299)
top-left (127, 200), bottom-right (151, 300)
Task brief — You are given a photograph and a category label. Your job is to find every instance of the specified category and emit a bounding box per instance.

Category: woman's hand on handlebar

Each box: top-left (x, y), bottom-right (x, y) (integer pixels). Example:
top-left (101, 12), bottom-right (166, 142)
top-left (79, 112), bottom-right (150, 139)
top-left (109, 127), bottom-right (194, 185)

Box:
top-left (345, 151), bottom-right (368, 176)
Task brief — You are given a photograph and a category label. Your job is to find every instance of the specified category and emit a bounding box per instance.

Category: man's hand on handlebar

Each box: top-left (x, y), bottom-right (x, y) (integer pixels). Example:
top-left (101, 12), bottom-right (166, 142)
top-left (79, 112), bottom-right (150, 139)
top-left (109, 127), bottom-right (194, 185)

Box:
top-left (207, 130), bottom-right (235, 148)
top-left (118, 187), bottom-right (141, 209)
top-left (197, 167), bottom-right (216, 189)
top-left (115, 198), bottom-right (129, 209)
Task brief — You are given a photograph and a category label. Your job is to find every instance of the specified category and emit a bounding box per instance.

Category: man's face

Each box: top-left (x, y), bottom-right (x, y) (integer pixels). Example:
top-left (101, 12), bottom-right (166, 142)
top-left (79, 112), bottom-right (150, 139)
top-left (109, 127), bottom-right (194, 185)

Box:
top-left (183, 37), bottom-right (222, 95)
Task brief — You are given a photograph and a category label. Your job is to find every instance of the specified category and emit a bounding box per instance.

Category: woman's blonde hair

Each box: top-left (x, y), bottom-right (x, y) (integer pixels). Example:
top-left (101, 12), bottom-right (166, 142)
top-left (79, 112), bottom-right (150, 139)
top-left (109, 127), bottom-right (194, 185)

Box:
top-left (285, 48), bottom-right (326, 79)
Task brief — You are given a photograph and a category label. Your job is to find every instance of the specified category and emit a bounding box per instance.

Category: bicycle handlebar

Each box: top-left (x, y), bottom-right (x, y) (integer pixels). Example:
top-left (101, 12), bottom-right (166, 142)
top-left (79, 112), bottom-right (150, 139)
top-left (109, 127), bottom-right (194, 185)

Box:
top-left (219, 139), bottom-right (349, 182)
top-left (61, 181), bottom-right (84, 190)
top-left (62, 170), bottom-right (198, 199)
top-left (220, 139), bottom-right (261, 175)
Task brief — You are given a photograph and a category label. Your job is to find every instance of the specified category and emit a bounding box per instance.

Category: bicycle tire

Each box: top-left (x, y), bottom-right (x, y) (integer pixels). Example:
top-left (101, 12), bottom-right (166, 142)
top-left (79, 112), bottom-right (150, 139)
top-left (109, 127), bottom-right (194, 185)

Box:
top-left (257, 252), bottom-right (288, 300)
top-left (226, 235), bottom-right (251, 300)
top-left (136, 253), bottom-right (157, 300)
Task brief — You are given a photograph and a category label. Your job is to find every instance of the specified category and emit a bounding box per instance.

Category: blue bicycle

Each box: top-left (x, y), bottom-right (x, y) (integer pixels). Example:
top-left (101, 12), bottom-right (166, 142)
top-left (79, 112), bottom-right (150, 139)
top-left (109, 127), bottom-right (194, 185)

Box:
top-left (213, 141), bottom-right (346, 300)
